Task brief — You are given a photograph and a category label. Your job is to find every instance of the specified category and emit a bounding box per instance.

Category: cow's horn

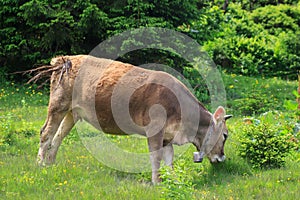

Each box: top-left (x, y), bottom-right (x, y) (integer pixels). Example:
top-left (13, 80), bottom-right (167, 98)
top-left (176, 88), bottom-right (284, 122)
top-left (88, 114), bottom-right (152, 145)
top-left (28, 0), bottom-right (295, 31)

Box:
top-left (225, 115), bottom-right (233, 120)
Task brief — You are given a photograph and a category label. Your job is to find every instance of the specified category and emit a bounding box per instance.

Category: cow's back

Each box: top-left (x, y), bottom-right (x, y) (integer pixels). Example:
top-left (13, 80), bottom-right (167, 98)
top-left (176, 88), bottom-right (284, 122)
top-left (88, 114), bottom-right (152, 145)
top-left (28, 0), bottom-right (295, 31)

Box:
top-left (55, 55), bottom-right (195, 137)
top-left (94, 64), bottom-right (182, 135)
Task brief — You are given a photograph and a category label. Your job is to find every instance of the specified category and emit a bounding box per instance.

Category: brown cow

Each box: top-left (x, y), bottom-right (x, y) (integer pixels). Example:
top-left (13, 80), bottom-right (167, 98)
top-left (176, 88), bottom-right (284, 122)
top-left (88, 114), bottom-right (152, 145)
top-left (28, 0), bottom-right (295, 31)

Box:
top-left (37, 55), bottom-right (232, 183)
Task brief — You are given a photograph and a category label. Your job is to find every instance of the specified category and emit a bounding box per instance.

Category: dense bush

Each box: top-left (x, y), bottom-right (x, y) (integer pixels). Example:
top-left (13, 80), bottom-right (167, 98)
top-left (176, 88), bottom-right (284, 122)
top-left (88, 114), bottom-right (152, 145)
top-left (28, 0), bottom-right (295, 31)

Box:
top-left (238, 114), bottom-right (297, 169)
top-left (187, 5), bottom-right (225, 44)
top-left (233, 0), bottom-right (299, 10)
top-left (202, 4), bottom-right (300, 79)
top-left (0, 0), bottom-right (199, 74)
top-left (251, 4), bottom-right (300, 35)
top-left (0, 111), bottom-right (38, 154)
top-left (239, 123), bottom-right (294, 169)
top-left (205, 35), bottom-right (281, 76)
top-left (2, 1), bottom-right (300, 81)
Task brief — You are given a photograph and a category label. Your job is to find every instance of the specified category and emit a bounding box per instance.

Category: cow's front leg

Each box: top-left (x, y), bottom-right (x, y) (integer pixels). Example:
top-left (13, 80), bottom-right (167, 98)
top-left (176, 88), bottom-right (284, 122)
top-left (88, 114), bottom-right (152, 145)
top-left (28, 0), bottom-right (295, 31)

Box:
top-left (147, 130), bottom-right (164, 184)
top-left (37, 111), bottom-right (66, 165)
top-left (163, 144), bottom-right (174, 168)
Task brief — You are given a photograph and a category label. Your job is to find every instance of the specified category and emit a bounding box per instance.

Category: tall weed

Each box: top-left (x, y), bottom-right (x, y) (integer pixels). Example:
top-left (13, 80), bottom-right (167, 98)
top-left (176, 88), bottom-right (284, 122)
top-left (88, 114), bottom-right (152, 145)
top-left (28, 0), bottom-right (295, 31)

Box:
top-left (159, 159), bottom-right (196, 200)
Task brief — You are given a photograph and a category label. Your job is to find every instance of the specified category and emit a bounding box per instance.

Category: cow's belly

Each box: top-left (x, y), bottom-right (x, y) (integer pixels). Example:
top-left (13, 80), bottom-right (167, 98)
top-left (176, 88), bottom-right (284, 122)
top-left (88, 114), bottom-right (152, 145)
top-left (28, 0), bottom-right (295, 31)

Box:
top-left (72, 103), bottom-right (146, 136)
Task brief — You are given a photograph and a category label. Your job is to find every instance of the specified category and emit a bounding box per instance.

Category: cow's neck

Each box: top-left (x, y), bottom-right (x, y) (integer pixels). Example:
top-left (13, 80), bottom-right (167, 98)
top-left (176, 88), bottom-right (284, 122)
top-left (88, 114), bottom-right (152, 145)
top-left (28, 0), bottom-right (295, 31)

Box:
top-left (170, 102), bottom-right (212, 147)
top-left (193, 104), bottom-right (213, 151)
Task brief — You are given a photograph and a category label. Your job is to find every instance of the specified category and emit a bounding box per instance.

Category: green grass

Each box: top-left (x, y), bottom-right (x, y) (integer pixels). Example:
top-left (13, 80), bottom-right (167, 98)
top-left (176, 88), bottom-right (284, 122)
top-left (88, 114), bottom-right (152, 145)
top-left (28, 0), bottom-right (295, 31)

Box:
top-left (0, 146), bottom-right (160, 199)
top-left (1, 76), bottom-right (299, 199)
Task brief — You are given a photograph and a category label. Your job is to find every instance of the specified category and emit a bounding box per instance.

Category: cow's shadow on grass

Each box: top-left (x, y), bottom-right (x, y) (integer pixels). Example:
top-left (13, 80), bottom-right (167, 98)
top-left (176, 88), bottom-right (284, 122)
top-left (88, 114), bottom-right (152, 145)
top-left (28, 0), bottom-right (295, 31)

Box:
top-left (193, 157), bottom-right (253, 188)
top-left (105, 155), bottom-right (253, 186)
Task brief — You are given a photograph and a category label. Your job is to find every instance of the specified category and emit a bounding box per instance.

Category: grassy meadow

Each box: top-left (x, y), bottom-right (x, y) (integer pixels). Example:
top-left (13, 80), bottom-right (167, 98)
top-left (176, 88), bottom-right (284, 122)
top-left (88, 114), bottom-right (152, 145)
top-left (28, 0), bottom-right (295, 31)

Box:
top-left (0, 74), bottom-right (299, 199)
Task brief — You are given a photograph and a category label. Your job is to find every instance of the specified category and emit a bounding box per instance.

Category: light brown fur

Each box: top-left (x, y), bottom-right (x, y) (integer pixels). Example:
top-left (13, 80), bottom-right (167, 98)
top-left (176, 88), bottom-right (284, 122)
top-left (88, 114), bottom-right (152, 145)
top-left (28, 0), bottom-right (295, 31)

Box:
top-left (37, 55), bottom-right (231, 183)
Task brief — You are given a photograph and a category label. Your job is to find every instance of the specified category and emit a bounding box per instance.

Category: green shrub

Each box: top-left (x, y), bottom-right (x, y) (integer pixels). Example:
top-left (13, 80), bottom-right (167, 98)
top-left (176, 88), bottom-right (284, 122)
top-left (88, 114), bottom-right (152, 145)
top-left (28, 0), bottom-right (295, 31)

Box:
top-left (189, 5), bottom-right (225, 44)
top-left (203, 3), bottom-right (300, 79)
top-left (251, 5), bottom-right (300, 36)
top-left (2, 132), bottom-right (17, 146)
top-left (0, 110), bottom-right (39, 153)
top-left (239, 121), bottom-right (295, 169)
top-left (0, 113), bottom-right (15, 147)
top-left (235, 0), bottom-right (299, 11)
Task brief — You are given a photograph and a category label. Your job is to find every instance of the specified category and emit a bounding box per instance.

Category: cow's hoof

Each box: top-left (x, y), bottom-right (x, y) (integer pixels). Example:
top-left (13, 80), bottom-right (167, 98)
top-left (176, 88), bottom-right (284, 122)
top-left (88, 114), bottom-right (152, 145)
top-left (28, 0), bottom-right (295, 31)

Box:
top-left (151, 176), bottom-right (162, 185)
top-left (36, 159), bottom-right (46, 167)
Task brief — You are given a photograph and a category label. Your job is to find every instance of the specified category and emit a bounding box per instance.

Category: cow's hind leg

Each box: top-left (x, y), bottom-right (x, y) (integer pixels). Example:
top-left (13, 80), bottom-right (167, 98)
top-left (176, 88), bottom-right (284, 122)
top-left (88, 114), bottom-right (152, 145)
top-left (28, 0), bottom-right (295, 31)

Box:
top-left (47, 112), bottom-right (76, 164)
top-left (37, 110), bottom-right (67, 165)
top-left (147, 130), bottom-right (164, 184)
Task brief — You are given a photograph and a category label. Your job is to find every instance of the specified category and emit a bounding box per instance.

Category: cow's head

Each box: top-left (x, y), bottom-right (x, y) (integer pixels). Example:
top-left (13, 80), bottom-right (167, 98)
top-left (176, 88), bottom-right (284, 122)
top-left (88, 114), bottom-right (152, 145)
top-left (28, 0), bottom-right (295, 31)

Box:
top-left (207, 106), bottom-right (232, 163)
top-left (194, 106), bottom-right (232, 163)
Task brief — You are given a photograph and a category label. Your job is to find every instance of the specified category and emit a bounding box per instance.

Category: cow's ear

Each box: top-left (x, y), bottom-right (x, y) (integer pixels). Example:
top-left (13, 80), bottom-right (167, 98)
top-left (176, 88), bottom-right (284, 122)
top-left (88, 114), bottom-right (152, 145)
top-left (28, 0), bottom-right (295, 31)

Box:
top-left (213, 106), bottom-right (226, 122)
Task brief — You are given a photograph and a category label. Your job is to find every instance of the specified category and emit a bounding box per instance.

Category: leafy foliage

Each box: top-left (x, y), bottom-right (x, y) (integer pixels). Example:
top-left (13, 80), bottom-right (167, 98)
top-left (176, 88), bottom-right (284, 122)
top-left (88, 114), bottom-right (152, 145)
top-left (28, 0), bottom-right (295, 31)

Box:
top-left (238, 115), bottom-right (297, 169)
top-left (202, 3), bottom-right (300, 79)
top-left (231, 0), bottom-right (299, 10)
top-left (1, 1), bottom-right (300, 82)
top-left (0, 0), bottom-right (199, 74)
top-left (251, 4), bottom-right (300, 35)
top-left (159, 159), bottom-right (195, 199)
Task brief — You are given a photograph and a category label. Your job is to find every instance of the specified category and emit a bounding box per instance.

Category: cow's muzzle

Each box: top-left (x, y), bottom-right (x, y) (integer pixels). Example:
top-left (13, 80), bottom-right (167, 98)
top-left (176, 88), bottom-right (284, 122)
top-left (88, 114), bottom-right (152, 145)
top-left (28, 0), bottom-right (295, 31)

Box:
top-left (209, 155), bottom-right (226, 163)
